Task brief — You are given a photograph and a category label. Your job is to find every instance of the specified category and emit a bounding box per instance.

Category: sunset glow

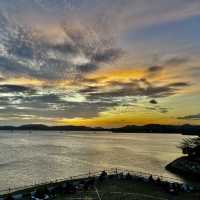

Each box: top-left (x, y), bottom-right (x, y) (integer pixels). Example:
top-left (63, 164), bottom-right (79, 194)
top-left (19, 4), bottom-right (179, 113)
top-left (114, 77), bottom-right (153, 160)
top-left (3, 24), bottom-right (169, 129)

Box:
top-left (0, 0), bottom-right (199, 127)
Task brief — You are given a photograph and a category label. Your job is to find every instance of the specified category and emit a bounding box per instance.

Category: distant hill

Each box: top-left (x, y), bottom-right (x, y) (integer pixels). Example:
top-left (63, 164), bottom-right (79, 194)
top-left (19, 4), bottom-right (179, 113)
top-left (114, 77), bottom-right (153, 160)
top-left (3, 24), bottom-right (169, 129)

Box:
top-left (0, 124), bottom-right (199, 135)
top-left (111, 124), bottom-right (200, 135)
top-left (0, 124), bottom-right (105, 131)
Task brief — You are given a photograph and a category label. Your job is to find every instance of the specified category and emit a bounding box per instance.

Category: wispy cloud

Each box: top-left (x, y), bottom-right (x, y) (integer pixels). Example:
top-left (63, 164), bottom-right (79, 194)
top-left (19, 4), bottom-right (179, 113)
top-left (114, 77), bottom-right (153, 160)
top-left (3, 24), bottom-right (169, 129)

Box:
top-left (0, 13), bottom-right (123, 81)
top-left (0, 0), bottom-right (199, 126)
top-left (178, 113), bottom-right (200, 120)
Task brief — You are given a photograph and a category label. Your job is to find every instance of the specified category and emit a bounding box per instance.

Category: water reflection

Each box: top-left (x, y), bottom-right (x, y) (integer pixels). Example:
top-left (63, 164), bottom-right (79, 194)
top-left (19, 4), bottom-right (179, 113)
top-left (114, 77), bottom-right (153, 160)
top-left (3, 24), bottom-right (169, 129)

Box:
top-left (0, 131), bottom-right (185, 190)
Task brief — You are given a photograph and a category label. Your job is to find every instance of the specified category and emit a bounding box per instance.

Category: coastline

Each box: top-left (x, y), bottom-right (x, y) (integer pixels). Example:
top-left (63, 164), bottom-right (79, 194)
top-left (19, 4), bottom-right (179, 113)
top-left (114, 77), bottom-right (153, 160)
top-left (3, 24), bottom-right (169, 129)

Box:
top-left (166, 156), bottom-right (200, 180)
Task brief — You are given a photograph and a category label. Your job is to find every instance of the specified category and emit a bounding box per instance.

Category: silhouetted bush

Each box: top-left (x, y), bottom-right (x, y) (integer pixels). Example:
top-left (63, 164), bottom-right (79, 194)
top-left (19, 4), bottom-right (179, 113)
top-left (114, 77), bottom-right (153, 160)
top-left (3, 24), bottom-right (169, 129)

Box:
top-left (98, 171), bottom-right (107, 182)
top-left (179, 136), bottom-right (200, 157)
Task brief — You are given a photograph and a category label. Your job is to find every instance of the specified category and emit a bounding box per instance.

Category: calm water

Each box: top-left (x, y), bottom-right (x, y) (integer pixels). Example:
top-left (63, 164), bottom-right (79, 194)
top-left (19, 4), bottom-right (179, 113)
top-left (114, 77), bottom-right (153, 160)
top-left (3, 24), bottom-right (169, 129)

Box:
top-left (0, 131), bottom-right (186, 190)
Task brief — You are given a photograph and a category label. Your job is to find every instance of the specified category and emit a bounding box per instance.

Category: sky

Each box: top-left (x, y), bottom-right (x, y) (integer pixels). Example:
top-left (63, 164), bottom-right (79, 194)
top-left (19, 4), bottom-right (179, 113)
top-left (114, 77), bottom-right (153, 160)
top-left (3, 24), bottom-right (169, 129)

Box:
top-left (0, 0), bottom-right (199, 127)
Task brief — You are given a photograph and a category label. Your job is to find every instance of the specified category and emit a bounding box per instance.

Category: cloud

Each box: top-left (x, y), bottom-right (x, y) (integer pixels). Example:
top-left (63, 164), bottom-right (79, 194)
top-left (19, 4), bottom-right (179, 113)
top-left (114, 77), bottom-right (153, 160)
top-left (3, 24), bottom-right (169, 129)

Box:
top-left (80, 77), bottom-right (106, 84)
top-left (0, 56), bottom-right (33, 75)
top-left (149, 99), bottom-right (158, 104)
top-left (79, 86), bottom-right (100, 94)
top-left (0, 0), bottom-right (198, 125)
top-left (0, 84), bottom-right (36, 94)
top-left (0, 77), bottom-right (5, 82)
top-left (178, 113), bottom-right (200, 120)
top-left (145, 106), bottom-right (168, 114)
top-left (0, 88), bottom-right (120, 119)
top-left (168, 82), bottom-right (190, 87)
top-left (0, 12), bottom-right (123, 81)
top-left (159, 107), bottom-right (168, 113)
top-left (80, 79), bottom-right (190, 99)
top-left (76, 63), bottom-right (98, 73)
top-left (164, 56), bottom-right (190, 66)
top-left (146, 66), bottom-right (163, 77)
top-left (6, 27), bottom-right (34, 59)
top-left (148, 66), bottom-right (163, 73)
top-left (92, 48), bottom-right (123, 63)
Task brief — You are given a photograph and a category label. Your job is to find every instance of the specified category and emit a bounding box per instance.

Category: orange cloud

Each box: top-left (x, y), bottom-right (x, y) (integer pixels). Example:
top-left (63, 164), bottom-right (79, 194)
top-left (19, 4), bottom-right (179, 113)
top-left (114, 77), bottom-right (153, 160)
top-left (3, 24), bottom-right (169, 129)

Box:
top-left (87, 67), bottom-right (146, 83)
top-left (1, 77), bottom-right (46, 87)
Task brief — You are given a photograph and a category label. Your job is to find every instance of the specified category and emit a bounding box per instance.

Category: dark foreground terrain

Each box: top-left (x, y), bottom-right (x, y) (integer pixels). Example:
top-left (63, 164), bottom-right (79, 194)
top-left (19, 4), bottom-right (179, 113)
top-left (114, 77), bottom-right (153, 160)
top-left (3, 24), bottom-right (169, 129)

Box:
top-left (166, 156), bottom-right (200, 179)
top-left (2, 170), bottom-right (200, 200)
top-left (56, 178), bottom-right (199, 200)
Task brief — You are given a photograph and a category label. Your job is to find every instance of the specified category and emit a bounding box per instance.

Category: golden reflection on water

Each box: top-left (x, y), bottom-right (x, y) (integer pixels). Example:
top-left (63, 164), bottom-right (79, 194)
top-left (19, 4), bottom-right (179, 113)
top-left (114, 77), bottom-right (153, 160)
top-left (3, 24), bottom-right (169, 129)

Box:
top-left (0, 131), bottom-right (186, 190)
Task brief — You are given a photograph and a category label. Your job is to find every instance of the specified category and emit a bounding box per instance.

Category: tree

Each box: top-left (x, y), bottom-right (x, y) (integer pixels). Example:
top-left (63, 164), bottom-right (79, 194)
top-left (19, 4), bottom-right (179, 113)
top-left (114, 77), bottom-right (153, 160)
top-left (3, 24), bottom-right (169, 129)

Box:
top-left (179, 136), bottom-right (200, 156)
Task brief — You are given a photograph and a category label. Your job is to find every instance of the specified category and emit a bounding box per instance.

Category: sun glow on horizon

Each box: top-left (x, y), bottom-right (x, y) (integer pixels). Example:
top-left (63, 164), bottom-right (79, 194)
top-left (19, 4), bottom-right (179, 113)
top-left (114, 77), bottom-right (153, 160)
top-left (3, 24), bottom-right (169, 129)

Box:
top-left (0, 0), bottom-right (199, 126)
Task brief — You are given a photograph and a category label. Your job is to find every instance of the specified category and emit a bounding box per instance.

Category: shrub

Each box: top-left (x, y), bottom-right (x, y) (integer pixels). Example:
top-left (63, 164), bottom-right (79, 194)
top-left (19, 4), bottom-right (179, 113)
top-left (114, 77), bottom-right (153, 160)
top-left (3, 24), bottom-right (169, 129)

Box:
top-left (179, 136), bottom-right (200, 156)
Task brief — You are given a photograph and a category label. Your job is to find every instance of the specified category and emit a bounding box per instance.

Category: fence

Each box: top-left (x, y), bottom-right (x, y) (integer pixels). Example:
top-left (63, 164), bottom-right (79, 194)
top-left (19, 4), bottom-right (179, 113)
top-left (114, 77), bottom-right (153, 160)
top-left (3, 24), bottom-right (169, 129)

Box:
top-left (0, 168), bottom-right (188, 196)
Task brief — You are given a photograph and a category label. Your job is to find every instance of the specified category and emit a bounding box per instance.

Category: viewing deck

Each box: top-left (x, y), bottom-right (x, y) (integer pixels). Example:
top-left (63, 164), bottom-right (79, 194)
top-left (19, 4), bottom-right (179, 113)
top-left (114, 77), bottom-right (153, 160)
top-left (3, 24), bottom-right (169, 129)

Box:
top-left (1, 169), bottom-right (199, 200)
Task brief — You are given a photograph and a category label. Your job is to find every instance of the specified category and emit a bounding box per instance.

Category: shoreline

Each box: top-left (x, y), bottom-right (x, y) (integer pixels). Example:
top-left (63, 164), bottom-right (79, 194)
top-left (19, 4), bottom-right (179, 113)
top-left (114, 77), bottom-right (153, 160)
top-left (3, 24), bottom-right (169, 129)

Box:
top-left (0, 130), bottom-right (197, 137)
top-left (166, 156), bottom-right (200, 180)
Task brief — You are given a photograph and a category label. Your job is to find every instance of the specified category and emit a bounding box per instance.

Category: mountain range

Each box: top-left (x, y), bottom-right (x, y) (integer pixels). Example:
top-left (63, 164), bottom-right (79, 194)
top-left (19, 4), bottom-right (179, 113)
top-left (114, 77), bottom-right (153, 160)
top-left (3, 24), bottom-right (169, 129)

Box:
top-left (0, 124), bottom-right (199, 135)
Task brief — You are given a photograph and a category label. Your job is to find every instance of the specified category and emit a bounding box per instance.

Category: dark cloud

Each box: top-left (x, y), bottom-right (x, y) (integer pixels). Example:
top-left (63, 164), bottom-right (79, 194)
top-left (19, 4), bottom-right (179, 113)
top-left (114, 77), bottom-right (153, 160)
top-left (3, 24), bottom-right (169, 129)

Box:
top-left (75, 48), bottom-right (123, 73)
top-left (164, 56), bottom-right (190, 66)
top-left (80, 77), bottom-right (106, 84)
top-left (0, 88), bottom-right (120, 119)
top-left (144, 85), bottom-right (174, 97)
top-left (0, 84), bottom-right (36, 94)
top-left (159, 107), bottom-right (168, 113)
top-left (0, 77), bottom-right (185, 120)
top-left (178, 113), bottom-right (200, 120)
top-left (148, 66), bottom-right (163, 72)
top-left (92, 48), bottom-right (123, 63)
top-left (146, 66), bottom-right (163, 78)
top-left (168, 82), bottom-right (190, 87)
top-left (80, 79), bottom-right (190, 99)
top-left (145, 106), bottom-right (168, 113)
top-left (51, 42), bottom-right (78, 55)
top-left (76, 63), bottom-right (98, 73)
top-left (25, 93), bottom-right (61, 103)
top-left (0, 101), bottom-right (117, 119)
top-left (79, 86), bottom-right (100, 93)
top-left (0, 56), bottom-right (36, 76)
top-left (149, 99), bottom-right (158, 104)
